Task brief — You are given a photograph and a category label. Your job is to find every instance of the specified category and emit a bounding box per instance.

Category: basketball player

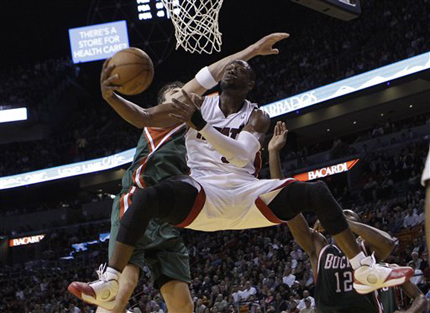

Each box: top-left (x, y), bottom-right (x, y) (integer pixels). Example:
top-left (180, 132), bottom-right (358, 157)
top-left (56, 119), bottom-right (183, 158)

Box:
top-left (69, 47), bottom-right (413, 309)
top-left (69, 32), bottom-right (291, 311)
top-left (268, 122), bottom-right (426, 313)
top-left (92, 81), bottom-right (191, 313)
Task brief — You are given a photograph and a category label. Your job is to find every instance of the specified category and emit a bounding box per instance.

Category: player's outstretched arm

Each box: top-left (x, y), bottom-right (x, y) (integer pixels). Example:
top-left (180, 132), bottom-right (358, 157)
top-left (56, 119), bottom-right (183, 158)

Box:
top-left (101, 59), bottom-right (151, 129)
top-left (181, 33), bottom-right (290, 96)
top-left (268, 121), bottom-right (288, 179)
top-left (394, 280), bottom-right (428, 313)
top-left (345, 217), bottom-right (395, 261)
top-left (102, 33), bottom-right (289, 129)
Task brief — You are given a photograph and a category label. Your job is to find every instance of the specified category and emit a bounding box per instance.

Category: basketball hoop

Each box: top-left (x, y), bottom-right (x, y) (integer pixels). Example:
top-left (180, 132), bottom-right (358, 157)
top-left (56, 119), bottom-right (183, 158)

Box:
top-left (161, 0), bottom-right (224, 54)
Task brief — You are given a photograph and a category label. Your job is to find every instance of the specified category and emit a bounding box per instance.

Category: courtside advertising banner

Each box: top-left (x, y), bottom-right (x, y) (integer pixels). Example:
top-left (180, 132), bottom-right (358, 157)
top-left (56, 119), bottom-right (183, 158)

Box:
top-left (0, 148), bottom-right (136, 190)
top-left (9, 234), bottom-right (45, 247)
top-left (294, 159), bottom-right (359, 181)
top-left (69, 20), bottom-right (129, 63)
top-left (262, 52), bottom-right (430, 118)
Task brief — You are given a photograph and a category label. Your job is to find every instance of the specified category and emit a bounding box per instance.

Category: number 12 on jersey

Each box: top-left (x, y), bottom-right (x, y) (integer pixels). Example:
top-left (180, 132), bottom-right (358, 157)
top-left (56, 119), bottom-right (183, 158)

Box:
top-left (335, 271), bottom-right (353, 293)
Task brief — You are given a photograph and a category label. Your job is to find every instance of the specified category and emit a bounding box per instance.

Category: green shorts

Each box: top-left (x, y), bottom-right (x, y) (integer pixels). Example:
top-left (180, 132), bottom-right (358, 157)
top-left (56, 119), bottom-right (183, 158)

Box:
top-left (109, 195), bottom-right (191, 288)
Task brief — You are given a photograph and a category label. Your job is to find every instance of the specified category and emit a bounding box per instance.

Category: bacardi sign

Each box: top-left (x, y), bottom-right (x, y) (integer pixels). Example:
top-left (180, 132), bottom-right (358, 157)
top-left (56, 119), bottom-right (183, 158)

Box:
top-left (9, 234), bottom-right (45, 247)
top-left (294, 159), bottom-right (359, 181)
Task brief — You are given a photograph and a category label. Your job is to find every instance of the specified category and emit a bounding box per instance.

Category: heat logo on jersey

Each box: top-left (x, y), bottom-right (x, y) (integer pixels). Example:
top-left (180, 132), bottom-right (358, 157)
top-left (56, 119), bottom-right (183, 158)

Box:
top-left (196, 125), bottom-right (244, 141)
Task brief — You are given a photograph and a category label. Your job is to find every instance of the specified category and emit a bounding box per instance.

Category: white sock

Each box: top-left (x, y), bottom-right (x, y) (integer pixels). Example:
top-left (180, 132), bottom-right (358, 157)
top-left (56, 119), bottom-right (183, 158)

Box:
top-left (350, 252), bottom-right (366, 270)
top-left (106, 267), bottom-right (121, 278)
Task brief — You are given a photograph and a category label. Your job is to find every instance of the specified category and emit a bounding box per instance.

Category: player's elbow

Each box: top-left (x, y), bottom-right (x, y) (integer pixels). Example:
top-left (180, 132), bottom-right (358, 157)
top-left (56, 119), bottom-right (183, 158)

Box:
top-left (229, 156), bottom-right (249, 168)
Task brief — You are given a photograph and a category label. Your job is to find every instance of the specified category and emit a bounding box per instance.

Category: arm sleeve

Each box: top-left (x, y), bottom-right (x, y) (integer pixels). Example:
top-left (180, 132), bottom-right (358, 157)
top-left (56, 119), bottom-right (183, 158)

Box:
top-left (199, 123), bottom-right (261, 168)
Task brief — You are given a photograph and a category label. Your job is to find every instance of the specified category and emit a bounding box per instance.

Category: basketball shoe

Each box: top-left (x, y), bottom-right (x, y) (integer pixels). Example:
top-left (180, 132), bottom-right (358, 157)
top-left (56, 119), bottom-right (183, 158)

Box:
top-left (353, 254), bottom-right (413, 294)
top-left (68, 264), bottom-right (120, 310)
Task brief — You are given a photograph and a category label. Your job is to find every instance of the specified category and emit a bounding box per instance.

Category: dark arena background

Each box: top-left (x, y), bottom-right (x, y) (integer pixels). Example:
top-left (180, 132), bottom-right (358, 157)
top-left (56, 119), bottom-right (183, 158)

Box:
top-left (1, 0), bottom-right (429, 312)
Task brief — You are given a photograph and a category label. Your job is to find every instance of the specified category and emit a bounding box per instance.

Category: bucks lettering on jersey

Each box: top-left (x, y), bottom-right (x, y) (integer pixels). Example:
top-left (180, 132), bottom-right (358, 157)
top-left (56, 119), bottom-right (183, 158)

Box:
top-left (119, 124), bottom-right (188, 216)
top-left (315, 244), bottom-right (382, 313)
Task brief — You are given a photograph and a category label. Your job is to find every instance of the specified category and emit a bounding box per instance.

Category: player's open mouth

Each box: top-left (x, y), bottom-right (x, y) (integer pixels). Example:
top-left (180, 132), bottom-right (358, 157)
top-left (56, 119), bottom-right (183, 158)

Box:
top-left (225, 74), bottom-right (237, 80)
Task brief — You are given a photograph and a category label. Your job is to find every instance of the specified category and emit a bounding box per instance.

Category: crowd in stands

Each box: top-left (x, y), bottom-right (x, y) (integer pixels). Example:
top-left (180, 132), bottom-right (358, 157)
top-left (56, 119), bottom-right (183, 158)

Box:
top-left (1, 0), bottom-right (429, 177)
top-left (1, 0), bottom-right (429, 311)
top-left (249, 0), bottom-right (430, 104)
top-left (0, 57), bottom-right (77, 122)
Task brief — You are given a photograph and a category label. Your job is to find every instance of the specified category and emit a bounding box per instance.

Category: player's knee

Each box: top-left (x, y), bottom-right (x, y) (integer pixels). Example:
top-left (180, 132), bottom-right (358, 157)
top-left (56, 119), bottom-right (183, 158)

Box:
top-left (169, 297), bottom-right (194, 313)
top-left (120, 187), bottom-right (159, 227)
top-left (307, 180), bottom-right (331, 208)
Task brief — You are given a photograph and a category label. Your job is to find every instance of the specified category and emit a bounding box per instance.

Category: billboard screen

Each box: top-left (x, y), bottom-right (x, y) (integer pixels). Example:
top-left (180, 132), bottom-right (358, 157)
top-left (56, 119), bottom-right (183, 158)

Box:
top-left (69, 20), bottom-right (129, 64)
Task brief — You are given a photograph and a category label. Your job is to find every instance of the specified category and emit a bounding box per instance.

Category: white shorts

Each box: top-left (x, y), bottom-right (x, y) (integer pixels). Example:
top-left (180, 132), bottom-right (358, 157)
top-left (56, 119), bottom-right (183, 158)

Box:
top-left (176, 172), bottom-right (296, 231)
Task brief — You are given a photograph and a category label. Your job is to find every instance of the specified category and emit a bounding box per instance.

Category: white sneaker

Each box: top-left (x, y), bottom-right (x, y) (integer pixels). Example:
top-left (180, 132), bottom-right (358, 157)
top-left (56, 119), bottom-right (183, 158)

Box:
top-left (68, 264), bottom-right (120, 310)
top-left (353, 254), bottom-right (413, 294)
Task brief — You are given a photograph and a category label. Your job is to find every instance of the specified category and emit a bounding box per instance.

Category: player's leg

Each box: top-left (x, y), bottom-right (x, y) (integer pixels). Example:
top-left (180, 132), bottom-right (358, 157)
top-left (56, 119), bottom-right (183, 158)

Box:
top-left (269, 180), bottom-right (413, 293)
top-left (111, 177), bottom-right (198, 272)
top-left (269, 181), bottom-right (361, 257)
top-left (152, 234), bottom-right (193, 312)
top-left (95, 264), bottom-right (140, 313)
top-left (161, 280), bottom-right (193, 313)
top-left (68, 177), bottom-right (198, 309)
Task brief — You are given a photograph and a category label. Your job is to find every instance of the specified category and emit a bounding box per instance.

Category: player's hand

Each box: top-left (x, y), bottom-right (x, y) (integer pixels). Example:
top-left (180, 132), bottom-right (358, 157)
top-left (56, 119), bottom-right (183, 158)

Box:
top-left (268, 121), bottom-right (288, 152)
top-left (251, 33), bottom-right (290, 56)
top-left (169, 89), bottom-right (204, 129)
top-left (100, 58), bottom-right (121, 100)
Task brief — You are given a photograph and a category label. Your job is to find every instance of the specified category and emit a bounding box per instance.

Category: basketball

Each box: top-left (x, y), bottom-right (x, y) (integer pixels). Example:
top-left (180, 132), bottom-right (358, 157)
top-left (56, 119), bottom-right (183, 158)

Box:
top-left (108, 47), bottom-right (154, 95)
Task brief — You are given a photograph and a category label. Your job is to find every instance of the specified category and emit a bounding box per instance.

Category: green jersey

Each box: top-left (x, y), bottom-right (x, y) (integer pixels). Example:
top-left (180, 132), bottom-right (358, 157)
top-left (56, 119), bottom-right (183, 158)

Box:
top-left (109, 124), bottom-right (191, 286)
top-left (315, 244), bottom-right (383, 313)
top-left (379, 287), bottom-right (399, 313)
top-left (118, 124), bottom-right (188, 218)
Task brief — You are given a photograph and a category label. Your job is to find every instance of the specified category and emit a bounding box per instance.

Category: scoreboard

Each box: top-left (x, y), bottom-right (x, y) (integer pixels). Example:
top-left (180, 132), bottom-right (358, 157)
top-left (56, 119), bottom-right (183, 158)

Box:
top-left (136, 0), bottom-right (180, 20)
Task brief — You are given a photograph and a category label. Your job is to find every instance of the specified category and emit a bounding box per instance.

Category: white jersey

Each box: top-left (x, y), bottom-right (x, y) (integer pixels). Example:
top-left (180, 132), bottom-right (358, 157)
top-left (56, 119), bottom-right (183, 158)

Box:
top-left (178, 94), bottom-right (295, 232)
top-left (185, 94), bottom-right (261, 180)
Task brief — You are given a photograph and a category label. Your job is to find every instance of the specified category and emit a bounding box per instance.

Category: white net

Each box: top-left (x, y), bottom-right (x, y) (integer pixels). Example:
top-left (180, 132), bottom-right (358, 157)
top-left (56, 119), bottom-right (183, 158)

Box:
top-left (161, 0), bottom-right (224, 54)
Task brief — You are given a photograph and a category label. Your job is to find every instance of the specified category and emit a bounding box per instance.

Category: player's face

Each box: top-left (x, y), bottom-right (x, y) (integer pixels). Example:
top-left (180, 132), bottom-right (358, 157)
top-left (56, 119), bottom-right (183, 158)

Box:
top-left (220, 61), bottom-right (254, 92)
top-left (162, 87), bottom-right (182, 103)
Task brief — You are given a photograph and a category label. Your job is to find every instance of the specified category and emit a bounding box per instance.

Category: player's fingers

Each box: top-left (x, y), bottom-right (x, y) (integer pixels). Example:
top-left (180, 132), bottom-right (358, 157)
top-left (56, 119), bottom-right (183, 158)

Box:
top-left (273, 123), bottom-right (279, 136)
top-left (271, 48), bottom-right (279, 55)
top-left (277, 33), bottom-right (290, 39)
top-left (103, 74), bottom-right (120, 85)
top-left (171, 99), bottom-right (191, 113)
top-left (282, 122), bottom-right (288, 133)
top-left (191, 94), bottom-right (204, 109)
top-left (181, 89), bottom-right (196, 107)
top-left (105, 86), bottom-right (120, 91)
top-left (104, 64), bottom-right (116, 78)
top-left (102, 58), bottom-right (111, 71)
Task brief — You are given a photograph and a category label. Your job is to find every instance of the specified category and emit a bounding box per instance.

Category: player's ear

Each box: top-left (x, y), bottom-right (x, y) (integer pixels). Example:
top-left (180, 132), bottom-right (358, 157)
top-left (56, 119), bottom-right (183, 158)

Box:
top-left (248, 80), bottom-right (255, 91)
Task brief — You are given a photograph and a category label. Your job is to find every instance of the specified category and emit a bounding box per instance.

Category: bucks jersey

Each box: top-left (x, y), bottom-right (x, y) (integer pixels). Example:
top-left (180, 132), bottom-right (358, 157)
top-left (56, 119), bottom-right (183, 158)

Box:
top-left (119, 124), bottom-right (188, 217)
top-left (315, 244), bottom-right (383, 313)
top-left (379, 287), bottom-right (399, 313)
top-left (109, 123), bottom-right (191, 284)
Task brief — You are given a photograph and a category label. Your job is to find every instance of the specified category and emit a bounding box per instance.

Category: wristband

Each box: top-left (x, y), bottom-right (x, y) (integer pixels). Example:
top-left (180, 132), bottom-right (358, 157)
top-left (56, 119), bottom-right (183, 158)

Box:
top-left (191, 110), bottom-right (207, 131)
top-left (195, 66), bottom-right (217, 90)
